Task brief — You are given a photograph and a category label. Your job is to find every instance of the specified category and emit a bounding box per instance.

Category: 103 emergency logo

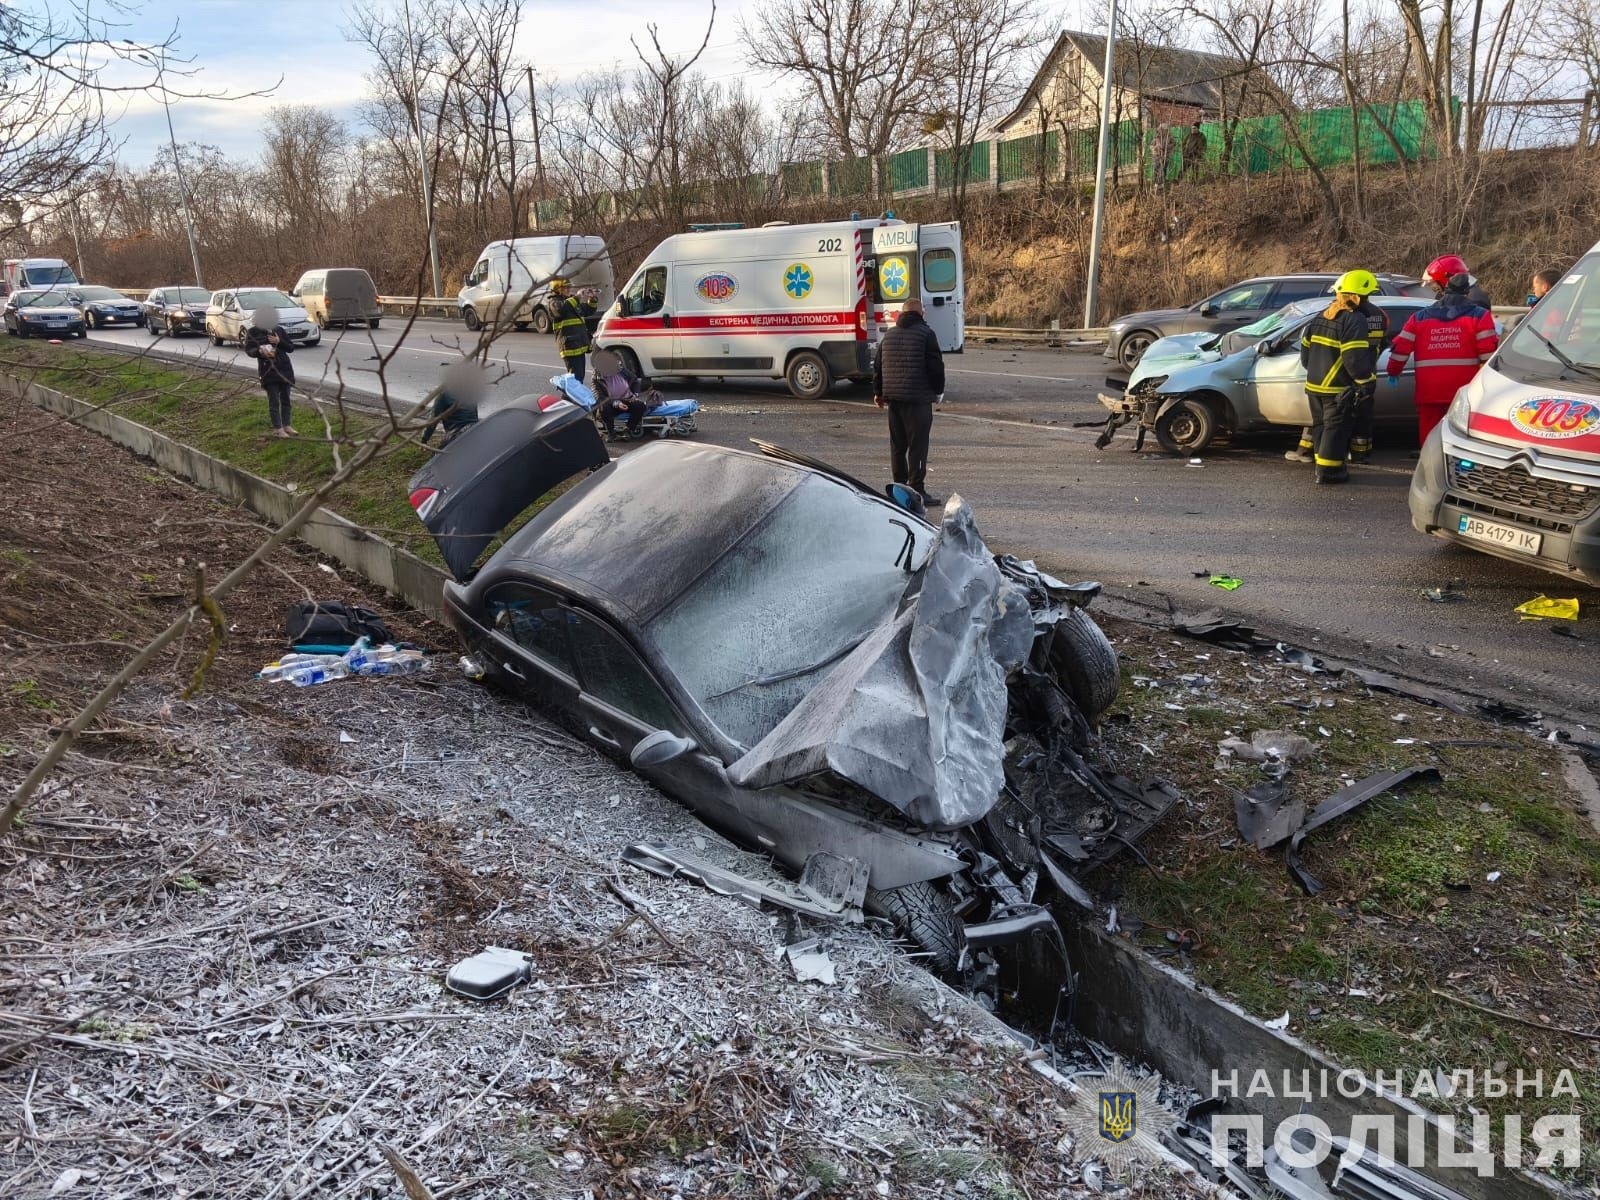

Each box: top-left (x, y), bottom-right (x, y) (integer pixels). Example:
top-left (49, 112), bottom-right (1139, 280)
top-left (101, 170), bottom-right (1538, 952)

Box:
top-left (694, 271), bottom-right (738, 303)
top-left (1510, 396), bottom-right (1600, 439)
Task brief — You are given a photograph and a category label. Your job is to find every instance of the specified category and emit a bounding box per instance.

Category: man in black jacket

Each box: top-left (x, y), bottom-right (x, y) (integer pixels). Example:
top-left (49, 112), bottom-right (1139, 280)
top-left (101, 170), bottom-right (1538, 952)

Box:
top-left (873, 298), bottom-right (945, 505)
top-left (243, 306), bottom-right (297, 437)
top-left (1299, 277), bottom-right (1379, 485)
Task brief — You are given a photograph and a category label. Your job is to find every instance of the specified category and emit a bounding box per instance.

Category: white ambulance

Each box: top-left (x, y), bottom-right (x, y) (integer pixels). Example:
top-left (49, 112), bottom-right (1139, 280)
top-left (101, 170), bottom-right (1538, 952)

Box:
top-left (594, 218), bottom-right (963, 399)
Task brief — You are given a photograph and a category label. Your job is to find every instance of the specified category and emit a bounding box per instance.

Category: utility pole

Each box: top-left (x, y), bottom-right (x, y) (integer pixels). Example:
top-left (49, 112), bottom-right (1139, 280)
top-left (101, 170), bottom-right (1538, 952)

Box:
top-left (402, 0), bottom-right (444, 298)
top-left (152, 55), bottom-right (205, 289)
top-left (1083, 0), bottom-right (1119, 329)
top-left (527, 65), bottom-right (546, 231)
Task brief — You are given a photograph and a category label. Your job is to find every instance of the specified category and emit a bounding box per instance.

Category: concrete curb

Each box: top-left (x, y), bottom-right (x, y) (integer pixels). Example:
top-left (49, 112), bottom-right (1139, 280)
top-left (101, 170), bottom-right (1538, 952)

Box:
top-left (1063, 923), bottom-right (1573, 1199)
top-left (10, 376), bottom-right (450, 621)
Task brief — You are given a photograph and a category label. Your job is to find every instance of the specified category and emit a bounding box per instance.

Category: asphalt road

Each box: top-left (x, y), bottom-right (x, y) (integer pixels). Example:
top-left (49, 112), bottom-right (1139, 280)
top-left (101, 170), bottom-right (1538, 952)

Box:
top-left (85, 319), bottom-right (1599, 723)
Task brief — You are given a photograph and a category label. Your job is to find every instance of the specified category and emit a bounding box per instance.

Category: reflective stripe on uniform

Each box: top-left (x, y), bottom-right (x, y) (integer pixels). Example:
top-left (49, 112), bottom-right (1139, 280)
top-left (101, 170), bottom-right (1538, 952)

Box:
top-left (1413, 358), bottom-right (1483, 368)
top-left (1315, 455), bottom-right (1343, 467)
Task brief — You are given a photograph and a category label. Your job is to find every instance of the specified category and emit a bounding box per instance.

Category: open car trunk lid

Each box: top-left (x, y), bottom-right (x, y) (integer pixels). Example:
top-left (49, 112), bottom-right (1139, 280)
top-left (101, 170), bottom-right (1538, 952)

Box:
top-left (407, 394), bottom-right (609, 581)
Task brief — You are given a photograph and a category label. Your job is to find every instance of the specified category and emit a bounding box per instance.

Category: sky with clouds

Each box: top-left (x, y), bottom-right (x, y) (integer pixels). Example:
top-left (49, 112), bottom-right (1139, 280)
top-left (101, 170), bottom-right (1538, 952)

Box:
top-left (102, 0), bottom-right (767, 166)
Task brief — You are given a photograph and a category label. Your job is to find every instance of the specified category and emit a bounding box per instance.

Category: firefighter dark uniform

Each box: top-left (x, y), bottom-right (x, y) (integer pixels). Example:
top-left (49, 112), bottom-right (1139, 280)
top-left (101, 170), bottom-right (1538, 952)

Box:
top-left (1299, 290), bottom-right (1377, 485)
top-left (550, 281), bottom-right (593, 383)
top-left (1347, 295), bottom-right (1390, 462)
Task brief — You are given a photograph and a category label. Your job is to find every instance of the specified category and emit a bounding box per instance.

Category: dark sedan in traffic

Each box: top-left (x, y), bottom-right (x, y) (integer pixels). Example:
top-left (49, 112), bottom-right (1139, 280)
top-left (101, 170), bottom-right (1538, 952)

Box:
top-left (3, 290), bottom-right (87, 339)
top-left (142, 286), bottom-right (213, 337)
top-left (70, 285), bottom-right (146, 329)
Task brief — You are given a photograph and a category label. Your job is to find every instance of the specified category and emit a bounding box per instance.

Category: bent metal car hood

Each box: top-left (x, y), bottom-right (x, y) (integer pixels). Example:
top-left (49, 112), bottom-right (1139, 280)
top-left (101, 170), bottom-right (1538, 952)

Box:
top-left (407, 393), bottom-right (609, 580)
top-left (726, 497), bottom-right (1036, 830)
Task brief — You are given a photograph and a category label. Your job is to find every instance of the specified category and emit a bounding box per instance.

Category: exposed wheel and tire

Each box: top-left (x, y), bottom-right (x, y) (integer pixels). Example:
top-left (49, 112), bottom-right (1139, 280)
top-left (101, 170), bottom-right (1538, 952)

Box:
top-left (210, 329), bottom-right (225, 345)
top-left (85, 311), bottom-right (98, 330)
top-left (615, 347), bottom-right (643, 379)
top-left (1153, 396), bottom-right (1219, 455)
top-left (368, 318), bottom-right (381, 330)
top-left (785, 350), bottom-right (832, 400)
top-left (461, 307), bottom-right (483, 331)
top-left (1117, 330), bottom-right (1157, 369)
top-left (865, 881), bottom-right (966, 974)
top-left (531, 307), bottom-right (552, 334)
top-left (1048, 606), bottom-right (1121, 720)
top-left (148, 320), bottom-right (161, 337)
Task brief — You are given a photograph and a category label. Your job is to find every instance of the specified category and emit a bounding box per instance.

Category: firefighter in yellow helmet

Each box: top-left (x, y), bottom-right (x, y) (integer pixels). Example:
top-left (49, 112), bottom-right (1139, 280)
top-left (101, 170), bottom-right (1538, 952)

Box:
top-left (1298, 270), bottom-right (1380, 484)
top-left (1287, 270), bottom-right (1389, 464)
top-left (549, 277), bottom-right (594, 383)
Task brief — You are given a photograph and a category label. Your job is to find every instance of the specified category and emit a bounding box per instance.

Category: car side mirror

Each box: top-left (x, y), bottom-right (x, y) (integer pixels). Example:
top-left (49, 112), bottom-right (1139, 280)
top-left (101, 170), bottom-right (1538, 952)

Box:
top-left (616, 297), bottom-right (630, 317)
top-left (630, 729), bottom-right (697, 768)
top-left (1200, 302), bottom-right (1218, 316)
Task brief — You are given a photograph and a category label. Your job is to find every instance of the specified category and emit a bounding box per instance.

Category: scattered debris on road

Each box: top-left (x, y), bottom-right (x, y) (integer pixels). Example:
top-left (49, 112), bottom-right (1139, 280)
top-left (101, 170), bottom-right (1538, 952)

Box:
top-left (1207, 574), bottom-right (1243, 591)
top-left (1285, 766), bottom-right (1442, 895)
top-left (1514, 594), bottom-right (1580, 621)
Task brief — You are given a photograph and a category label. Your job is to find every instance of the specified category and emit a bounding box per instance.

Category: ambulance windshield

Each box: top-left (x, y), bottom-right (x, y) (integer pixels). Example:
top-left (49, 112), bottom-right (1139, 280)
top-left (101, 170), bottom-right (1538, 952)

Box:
top-left (1499, 254), bottom-right (1600, 394)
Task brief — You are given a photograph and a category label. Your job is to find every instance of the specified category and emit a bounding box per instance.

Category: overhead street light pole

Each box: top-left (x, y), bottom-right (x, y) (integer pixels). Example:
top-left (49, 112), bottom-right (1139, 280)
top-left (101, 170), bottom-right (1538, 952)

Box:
top-left (401, 0), bottom-right (444, 298)
top-left (153, 55), bottom-right (205, 290)
top-left (1083, 0), bottom-right (1119, 328)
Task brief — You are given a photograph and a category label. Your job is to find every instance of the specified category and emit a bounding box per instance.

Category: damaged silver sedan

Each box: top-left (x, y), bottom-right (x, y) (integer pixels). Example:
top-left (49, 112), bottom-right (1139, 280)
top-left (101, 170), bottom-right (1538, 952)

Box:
top-left (408, 395), bottom-right (1177, 1006)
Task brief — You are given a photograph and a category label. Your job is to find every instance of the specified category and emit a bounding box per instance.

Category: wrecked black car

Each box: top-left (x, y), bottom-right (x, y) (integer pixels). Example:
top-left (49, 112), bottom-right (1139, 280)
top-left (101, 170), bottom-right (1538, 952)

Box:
top-left (408, 395), bottom-right (1178, 1005)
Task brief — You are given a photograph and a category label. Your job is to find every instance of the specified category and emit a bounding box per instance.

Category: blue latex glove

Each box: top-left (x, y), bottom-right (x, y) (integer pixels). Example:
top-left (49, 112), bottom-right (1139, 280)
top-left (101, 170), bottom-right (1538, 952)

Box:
top-left (1386, 375), bottom-right (1400, 387)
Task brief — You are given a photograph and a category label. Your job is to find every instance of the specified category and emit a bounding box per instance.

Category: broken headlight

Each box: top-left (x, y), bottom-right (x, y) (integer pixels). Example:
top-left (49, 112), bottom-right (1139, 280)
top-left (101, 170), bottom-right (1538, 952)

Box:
top-left (1130, 375), bottom-right (1169, 396)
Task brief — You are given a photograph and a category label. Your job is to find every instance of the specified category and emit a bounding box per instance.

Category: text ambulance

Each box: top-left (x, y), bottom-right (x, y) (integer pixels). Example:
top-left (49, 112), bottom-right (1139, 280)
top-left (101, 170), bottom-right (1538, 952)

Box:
top-left (594, 218), bottom-right (963, 399)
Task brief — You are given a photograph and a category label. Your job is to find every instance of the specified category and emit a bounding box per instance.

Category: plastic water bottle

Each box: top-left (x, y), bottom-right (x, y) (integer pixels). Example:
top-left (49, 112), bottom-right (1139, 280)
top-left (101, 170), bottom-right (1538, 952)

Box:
top-left (258, 653), bottom-right (341, 682)
top-left (285, 659), bottom-right (352, 687)
top-left (354, 651), bottom-right (430, 678)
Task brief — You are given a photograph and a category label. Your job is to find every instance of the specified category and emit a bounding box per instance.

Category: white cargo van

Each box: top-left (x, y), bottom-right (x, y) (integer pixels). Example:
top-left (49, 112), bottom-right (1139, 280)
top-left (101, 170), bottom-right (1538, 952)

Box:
top-left (458, 236), bottom-right (613, 333)
top-left (3, 258), bottom-right (78, 295)
top-left (594, 219), bottom-right (963, 399)
top-left (1409, 243), bottom-right (1600, 584)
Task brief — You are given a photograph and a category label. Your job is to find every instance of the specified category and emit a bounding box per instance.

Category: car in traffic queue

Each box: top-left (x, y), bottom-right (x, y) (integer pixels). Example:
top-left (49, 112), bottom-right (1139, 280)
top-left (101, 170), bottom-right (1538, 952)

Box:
top-left (1096, 294), bottom-right (1430, 455)
top-left (1410, 245), bottom-right (1600, 585)
top-left (2, 289), bottom-right (87, 339)
top-left (1103, 272), bottom-right (1430, 369)
top-left (204, 288), bottom-right (321, 347)
top-left (289, 268), bottom-right (383, 330)
top-left (70, 285), bottom-right (146, 330)
top-left (143, 286), bottom-right (213, 337)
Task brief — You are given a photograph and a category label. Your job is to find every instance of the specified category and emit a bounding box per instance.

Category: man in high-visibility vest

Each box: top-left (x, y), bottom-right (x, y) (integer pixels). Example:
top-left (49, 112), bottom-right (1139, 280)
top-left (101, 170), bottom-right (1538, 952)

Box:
top-left (1385, 271), bottom-right (1498, 447)
top-left (549, 278), bottom-right (593, 383)
top-left (1299, 270), bottom-right (1380, 485)
top-left (1287, 274), bottom-right (1388, 463)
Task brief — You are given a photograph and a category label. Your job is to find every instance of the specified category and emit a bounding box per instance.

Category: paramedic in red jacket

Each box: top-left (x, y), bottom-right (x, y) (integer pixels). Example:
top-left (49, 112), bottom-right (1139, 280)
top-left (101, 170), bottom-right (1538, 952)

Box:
top-left (1385, 273), bottom-right (1498, 445)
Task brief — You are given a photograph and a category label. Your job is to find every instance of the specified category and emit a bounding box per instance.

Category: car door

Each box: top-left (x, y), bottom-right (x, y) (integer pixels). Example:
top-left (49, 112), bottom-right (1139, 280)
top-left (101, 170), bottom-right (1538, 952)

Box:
top-left (1264, 279), bottom-right (1330, 311)
top-left (919, 224), bottom-right (964, 352)
top-left (1374, 302), bottom-right (1425, 422)
top-left (1249, 320), bottom-right (1316, 426)
top-left (480, 581), bottom-right (582, 715)
top-left (562, 607), bottom-right (689, 760)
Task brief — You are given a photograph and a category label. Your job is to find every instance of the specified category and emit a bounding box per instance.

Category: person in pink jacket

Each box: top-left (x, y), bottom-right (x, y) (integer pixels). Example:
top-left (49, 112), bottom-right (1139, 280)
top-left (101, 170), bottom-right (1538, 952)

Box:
top-left (1385, 273), bottom-right (1498, 445)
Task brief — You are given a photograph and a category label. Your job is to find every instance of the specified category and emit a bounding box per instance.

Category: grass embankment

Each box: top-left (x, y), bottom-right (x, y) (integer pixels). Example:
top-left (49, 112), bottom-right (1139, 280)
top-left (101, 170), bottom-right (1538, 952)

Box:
top-left (1099, 616), bottom-right (1600, 1175)
top-left (0, 339), bottom-right (547, 568)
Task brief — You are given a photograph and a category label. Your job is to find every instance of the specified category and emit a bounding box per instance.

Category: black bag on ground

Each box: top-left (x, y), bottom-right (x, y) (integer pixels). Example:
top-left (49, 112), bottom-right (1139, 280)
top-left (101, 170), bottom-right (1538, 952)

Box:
top-left (285, 600), bottom-right (392, 648)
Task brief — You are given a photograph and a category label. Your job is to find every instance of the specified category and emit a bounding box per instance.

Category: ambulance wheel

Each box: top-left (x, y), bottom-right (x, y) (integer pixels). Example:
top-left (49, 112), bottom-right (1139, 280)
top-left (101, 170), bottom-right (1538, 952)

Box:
top-left (462, 306), bottom-right (482, 331)
top-left (531, 307), bottom-right (552, 334)
top-left (616, 347), bottom-right (643, 379)
top-left (786, 351), bottom-right (832, 400)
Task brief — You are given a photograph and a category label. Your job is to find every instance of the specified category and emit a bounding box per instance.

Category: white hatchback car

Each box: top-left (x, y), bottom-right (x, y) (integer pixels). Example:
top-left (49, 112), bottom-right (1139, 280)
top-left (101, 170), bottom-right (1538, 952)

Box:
top-left (205, 288), bottom-right (321, 348)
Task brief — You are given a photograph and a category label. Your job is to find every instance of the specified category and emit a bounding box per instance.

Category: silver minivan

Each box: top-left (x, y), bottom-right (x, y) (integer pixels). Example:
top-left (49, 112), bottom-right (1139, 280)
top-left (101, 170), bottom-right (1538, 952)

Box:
top-left (458, 236), bottom-right (612, 332)
top-left (290, 268), bottom-right (382, 329)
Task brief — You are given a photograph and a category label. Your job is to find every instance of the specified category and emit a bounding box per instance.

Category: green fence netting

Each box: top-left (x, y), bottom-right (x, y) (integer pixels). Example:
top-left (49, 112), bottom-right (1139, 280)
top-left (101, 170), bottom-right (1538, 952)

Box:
top-left (888, 148), bottom-right (930, 192)
top-left (935, 141), bottom-right (991, 189)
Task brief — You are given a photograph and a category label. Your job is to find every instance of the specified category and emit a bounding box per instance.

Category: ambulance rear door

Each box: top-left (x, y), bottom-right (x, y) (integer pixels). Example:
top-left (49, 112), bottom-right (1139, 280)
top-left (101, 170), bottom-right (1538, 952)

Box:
top-left (919, 223), bottom-right (964, 352)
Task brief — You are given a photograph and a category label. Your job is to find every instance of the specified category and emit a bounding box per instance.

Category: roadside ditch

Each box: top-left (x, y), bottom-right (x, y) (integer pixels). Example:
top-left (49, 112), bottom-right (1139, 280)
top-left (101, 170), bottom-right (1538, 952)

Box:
top-left (5, 357), bottom-right (1598, 1199)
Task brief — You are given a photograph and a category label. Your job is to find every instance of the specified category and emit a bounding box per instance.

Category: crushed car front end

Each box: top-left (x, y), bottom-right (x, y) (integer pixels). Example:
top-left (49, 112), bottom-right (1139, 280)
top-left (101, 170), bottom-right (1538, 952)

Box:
top-left (411, 412), bottom-right (1179, 1008)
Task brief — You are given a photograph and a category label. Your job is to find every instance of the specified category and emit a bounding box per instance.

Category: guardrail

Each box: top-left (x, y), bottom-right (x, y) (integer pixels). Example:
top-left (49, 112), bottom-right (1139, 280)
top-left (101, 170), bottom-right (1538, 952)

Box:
top-left (965, 322), bottom-right (1110, 347)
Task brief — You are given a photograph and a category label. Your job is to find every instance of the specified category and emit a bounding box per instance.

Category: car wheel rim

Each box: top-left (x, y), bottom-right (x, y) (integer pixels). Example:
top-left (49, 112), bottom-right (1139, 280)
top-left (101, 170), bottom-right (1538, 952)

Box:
top-left (795, 363), bottom-right (821, 392)
top-left (1124, 336), bottom-right (1150, 364)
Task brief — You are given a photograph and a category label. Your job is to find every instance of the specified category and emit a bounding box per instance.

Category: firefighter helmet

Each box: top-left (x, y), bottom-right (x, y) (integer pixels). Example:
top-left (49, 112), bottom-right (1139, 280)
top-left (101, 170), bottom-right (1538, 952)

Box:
top-left (1333, 269), bottom-right (1380, 296)
top-left (1422, 254), bottom-right (1469, 290)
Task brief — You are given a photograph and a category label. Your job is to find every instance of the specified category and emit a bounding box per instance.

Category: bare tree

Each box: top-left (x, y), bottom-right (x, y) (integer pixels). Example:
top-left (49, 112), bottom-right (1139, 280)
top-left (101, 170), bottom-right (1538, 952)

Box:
top-left (921, 0), bottom-right (1045, 215)
top-left (741, 0), bottom-right (934, 188)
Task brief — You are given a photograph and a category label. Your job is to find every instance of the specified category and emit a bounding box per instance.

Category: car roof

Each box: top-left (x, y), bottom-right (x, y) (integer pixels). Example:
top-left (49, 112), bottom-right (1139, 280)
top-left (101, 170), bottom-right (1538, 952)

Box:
top-left (492, 442), bottom-right (829, 625)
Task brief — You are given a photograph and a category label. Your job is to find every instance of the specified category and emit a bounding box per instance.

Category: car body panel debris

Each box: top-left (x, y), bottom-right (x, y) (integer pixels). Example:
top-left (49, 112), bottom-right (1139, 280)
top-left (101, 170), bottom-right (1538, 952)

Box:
top-left (444, 945), bottom-right (533, 1000)
top-left (784, 938), bottom-right (837, 985)
top-left (414, 435), bottom-right (1178, 995)
top-left (1234, 780), bottom-right (1307, 850)
top-left (1287, 767), bottom-right (1442, 895)
top-left (622, 842), bottom-right (869, 922)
